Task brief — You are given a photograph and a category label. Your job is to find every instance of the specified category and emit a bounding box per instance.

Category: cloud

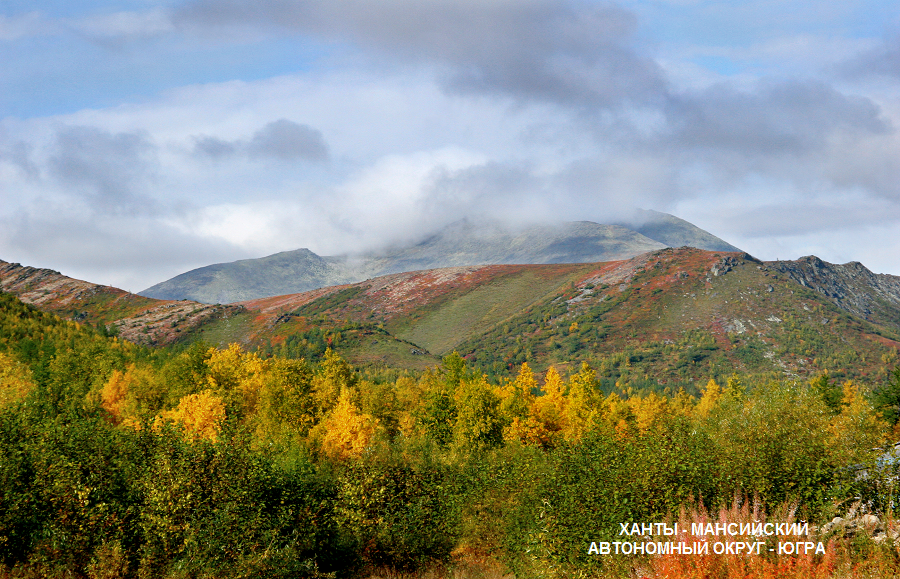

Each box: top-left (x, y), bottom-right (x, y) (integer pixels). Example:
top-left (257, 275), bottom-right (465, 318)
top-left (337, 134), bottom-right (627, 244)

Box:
top-left (634, 79), bottom-right (900, 209)
top-left (662, 79), bottom-right (890, 155)
top-left (72, 8), bottom-right (175, 42)
top-left (4, 1), bottom-right (900, 288)
top-left (0, 12), bottom-right (52, 42)
top-left (47, 125), bottom-right (160, 215)
top-left (247, 119), bottom-right (329, 161)
top-left (192, 119), bottom-right (329, 162)
top-left (0, 140), bottom-right (39, 179)
top-left (173, 0), bottom-right (668, 109)
top-left (838, 34), bottom-right (900, 81)
top-left (0, 205), bottom-right (247, 291)
top-left (192, 135), bottom-right (238, 159)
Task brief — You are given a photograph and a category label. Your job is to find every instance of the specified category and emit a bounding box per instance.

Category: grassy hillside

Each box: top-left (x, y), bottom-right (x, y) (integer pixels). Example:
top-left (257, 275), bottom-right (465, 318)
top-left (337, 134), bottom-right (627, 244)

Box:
top-left (226, 248), bottom-right (899, 387)
top-left (452, 248), bottom-right (900, 386)
top-left (4, 249), bottom-right (899, 386)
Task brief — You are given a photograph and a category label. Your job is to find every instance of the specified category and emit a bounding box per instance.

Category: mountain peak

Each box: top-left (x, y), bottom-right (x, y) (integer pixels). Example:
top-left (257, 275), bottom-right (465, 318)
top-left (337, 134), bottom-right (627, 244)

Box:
top-left (140, 213), bottom-right (742, 304)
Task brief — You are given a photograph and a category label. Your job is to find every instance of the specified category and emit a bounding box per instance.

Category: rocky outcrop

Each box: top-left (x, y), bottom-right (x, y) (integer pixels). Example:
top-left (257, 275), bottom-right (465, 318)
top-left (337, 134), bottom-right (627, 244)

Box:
top-left (771, 256), bottom-right (900, 333)
top-left (0, 258), bottom-right (241, 346)
top-left (0, 259), bottom-right (120, 308)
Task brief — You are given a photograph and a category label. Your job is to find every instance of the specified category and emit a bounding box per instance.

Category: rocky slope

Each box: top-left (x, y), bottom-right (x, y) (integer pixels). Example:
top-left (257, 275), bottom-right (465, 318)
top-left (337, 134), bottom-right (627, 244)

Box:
top-left (4, 248), bottom-right (898, 382)
top-left (226, 248), bottom-right (900, 382)
top-left (771, 256), bottom-right (900, 334)
top-left (0, 259), bottom-right (242, 346)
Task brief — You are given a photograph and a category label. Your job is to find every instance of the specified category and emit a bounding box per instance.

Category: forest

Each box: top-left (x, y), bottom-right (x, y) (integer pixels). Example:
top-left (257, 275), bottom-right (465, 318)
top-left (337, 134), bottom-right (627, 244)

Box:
top-left (3, 290), bottom-right (900, 578)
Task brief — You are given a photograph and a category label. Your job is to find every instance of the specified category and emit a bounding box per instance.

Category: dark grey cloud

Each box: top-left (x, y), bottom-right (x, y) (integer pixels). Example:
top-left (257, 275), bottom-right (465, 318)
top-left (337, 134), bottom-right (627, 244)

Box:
top-left (247, 119), bottom-right (329, 161)
top-left (174, 0), bottom-right (668, 109)
top-left (193, 135), bottom-right (238, 159)
top-left (837, 35), bottom-right (900, 80)
top-left (625, 79), bottom-right (899, 206)
top-left (47, 125), bottom-right (159, 215)
top-left (0, 140), bottom-right (39, 179)
top-left (662, 80), bottom-right (890, 155)
top-left (193, 119), bottom-right (328, 161)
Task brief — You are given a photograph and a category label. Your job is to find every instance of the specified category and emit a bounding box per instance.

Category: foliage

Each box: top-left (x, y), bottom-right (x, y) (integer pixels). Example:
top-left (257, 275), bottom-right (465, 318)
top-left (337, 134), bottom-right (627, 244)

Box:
top-left (872, 365), bottom-right (900, 425)
top-left (2, 288), bottom-right (900, 578)
top-left (316, 387), bottom-right (381, 460)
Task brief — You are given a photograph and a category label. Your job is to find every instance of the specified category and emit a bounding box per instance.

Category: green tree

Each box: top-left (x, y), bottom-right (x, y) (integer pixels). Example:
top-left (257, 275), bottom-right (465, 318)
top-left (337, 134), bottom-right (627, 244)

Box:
top-left (872, 366), bottom-right (900, 425)
top-left (810, 370), bottom-right (841, 412)
top-left (453, 375), bottom-right (503, 451)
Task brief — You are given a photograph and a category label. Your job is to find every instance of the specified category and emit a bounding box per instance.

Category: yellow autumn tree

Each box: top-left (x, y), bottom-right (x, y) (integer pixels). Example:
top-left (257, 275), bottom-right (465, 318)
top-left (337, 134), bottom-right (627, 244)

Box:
top-left (600, 392), bottom-right (635, 438)
top-left (563, 362), bottom-right (601, 442)
top-left (500, 362), bottom-right (540, 444)
top-left (317, 387), bottom-right (380, 460)
top-left (156, 390), bottom-right (227, 442)
top-left (100, 368), bottom-right (130, 425)
top-left (453, 374), bottom-right (503, 451)
top-left (670, 387), bottom-right (696, 418)
top-left (695, 378), bottom-right (723, 418)
top-left (312, 348), bottom-right (358, 416)
top-left (0, 351), bottom-right (34, 410)
top-left (205, 343), bottom-right (270, 418)
top-left (826, 380), bottom-right (888, 465)
top-left (628, 391), bottom-right (672, 433)
top-left (523, 366), bottom-right (569, 448)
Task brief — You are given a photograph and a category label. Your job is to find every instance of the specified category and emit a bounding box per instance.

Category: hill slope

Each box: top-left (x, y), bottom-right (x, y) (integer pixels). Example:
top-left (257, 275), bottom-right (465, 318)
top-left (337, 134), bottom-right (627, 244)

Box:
top-left (139, 211), bottom-right (738, 304)
top-left (5, 249), bottom-right (898, 386)
top-left (231, 248), bottom-right (899, 384)
top-left (0, 259), bottom-right (242, 346)
top-left (771, 256), bottom-right (900, 334)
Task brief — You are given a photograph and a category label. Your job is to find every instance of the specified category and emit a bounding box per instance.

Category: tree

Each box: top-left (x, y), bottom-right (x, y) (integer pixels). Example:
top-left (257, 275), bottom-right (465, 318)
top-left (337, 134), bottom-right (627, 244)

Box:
top-left (0, 351), bottom-right (34, 410)
top-left (256, 357), bottom-right (317, 440)
top-left (526, 366), bottom-right (569, 448)
top-left (205, 343), bottom-right (269, 418)
top-left (312, 348), bottom-right (358, 415)
top-left (155, 390), bottom-right (227, 442)
top-left (499, 362), bottom-right (538, 444)
top-left (318, 387), bottom-right (380, 460)
top-left (872, 366), bottom-right (900, 426)
top-left (418, 371), bottom-right (457, 446)
top-left (453, 374), bottom-right (503, 451)
top-left (695, 378), bottom-right (722, 418)
top-left (810, 370), bottom-right (841, 412)
top-left (563, 362), bottom-right (601, 441)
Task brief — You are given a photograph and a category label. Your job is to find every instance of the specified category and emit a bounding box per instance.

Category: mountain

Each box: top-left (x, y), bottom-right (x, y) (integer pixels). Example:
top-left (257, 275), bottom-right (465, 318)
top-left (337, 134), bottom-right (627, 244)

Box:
top-left (771, 256), bottom-right (900, 335)
top-left (136, 248), bottom-right (354, 305)
top-left (226, 248), bottom-right (898, 384)
top-left (0, 259), bottom-right (242, 346)
top-left (619, 209), bottom-right (741, 252)
top-left (5, 249), bottom-right (898, 386)
top-left (139, 211), bottom-right (739, 304)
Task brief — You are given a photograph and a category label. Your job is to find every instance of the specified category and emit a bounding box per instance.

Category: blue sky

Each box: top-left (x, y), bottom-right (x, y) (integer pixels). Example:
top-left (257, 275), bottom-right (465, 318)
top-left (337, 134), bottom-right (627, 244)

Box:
top-left (1, 0), bottom-right (899, 291)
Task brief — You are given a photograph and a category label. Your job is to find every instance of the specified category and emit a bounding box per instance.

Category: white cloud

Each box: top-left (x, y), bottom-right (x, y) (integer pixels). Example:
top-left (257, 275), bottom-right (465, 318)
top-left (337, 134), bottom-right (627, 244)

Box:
top-left (0, 12), bottom-right (52, 42)
top-left (73, 8), bottom-right (174, 41)
top-left (1, 0), bottom-right (899, 289)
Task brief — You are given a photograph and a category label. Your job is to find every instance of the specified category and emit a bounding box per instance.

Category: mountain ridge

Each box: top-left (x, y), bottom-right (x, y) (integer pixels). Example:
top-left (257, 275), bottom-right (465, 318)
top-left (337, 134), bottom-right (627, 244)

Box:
top-left (3, 248), bottom-right (898, 384)
top-left (139, 211), bottom-right (740, 304)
